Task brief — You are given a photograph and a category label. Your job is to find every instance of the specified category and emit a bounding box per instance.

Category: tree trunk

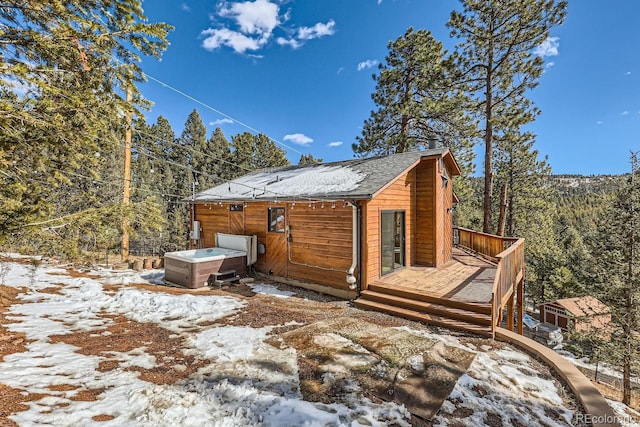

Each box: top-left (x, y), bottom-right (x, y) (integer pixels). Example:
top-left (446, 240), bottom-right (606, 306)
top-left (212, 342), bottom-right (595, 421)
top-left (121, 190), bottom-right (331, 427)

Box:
top-left (497, 183), bottom-right (508, 236)
top-left (482, 41), bottom-right (494, 234)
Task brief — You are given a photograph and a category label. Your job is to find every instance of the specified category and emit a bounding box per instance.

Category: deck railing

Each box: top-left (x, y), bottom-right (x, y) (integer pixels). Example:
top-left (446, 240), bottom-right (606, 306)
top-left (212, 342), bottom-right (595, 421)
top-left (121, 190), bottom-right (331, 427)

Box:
top-left (454, 227), bottom-right (525, 338)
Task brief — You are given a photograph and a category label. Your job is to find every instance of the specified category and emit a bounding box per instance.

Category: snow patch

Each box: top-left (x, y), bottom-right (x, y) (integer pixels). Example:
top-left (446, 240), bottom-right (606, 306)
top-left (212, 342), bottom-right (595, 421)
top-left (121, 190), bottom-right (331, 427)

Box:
top-left (248, 283), bottom-right (296, 298)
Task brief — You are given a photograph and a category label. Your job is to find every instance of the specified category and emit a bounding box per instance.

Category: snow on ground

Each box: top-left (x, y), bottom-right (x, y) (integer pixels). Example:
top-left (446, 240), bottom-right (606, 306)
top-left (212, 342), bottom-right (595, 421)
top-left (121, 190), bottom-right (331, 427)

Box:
top-left (0, 259), bottom-right (409, 426)
top-left (397, 327), bottom-right (575, 426)
top-left (558, 349), bottom-right (625, 380)
top-left (247, 283), bottom-right (296, 298)
top-left (608, 400), bottom-right (640, 427)
top-left (2, 257), bottom-right (635, 426)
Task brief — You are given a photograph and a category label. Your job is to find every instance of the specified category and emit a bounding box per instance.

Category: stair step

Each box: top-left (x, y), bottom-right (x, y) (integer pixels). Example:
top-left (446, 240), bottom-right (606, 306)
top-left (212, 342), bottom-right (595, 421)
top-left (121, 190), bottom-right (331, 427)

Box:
top-left (208, 270), bottom-right (240, 287)
top-left (214, 276), bottom-right (240, 285)
top-left (359, 290), bottom-right (492, 326)
top-left (354, 298), bottom-right (492, 338)
top-left (212, 270), bottom-right (236, 278)
top-left (367, 283), bottom-right (492, 315)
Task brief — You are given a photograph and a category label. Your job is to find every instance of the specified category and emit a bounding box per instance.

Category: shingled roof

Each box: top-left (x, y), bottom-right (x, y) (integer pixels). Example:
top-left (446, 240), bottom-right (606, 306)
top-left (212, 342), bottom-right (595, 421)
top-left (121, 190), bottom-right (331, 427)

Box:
top-left (192, 148), bottom-right (459, 202)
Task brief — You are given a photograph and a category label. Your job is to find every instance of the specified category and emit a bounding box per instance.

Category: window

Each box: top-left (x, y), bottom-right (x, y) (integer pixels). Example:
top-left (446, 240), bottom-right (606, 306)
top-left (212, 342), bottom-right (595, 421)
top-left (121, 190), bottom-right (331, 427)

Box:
top-left (268, 207), bottom-right (286, 233)
top-left (230, 204), bottom-right (244, 212)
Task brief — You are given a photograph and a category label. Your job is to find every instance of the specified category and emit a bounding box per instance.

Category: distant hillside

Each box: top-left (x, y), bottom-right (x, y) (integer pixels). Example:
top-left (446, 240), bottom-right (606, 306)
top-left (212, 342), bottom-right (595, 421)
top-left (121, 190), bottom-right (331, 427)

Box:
top-left (545, 174), bottom-right (624, 232)
top-left (548, 174), bottom-right (626, 196)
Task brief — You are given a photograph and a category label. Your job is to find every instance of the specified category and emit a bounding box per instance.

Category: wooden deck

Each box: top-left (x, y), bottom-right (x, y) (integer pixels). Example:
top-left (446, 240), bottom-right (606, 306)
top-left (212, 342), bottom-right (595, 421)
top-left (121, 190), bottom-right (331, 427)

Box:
top-left (371, 248), bottom-right (496, 304)
top-left (355, 229), bottom-right (525, 338)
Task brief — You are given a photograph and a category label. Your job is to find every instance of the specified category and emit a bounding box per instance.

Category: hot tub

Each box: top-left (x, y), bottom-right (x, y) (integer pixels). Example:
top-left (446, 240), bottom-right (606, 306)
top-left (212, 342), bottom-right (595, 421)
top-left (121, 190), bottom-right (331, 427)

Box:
top-left (164, 247), bottom-right (247, 289)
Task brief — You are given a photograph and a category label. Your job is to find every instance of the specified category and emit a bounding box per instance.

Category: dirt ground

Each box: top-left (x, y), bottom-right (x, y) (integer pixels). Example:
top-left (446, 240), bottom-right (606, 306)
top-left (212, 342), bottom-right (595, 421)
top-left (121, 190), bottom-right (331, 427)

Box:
top-left (0, 264), bottom-right (585, 426)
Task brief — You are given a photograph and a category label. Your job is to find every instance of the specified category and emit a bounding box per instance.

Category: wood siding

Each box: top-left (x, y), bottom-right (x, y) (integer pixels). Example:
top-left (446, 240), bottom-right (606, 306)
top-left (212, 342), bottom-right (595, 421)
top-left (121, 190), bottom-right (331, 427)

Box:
top-left (415, 161), bottom-right (436, 267)
top-left (437, 159), bottom-right (455, 266)
top-left (194, 204), bottom-right (229, 248)
top-left (362, 169), bottom-right (416, 288)
top-left (192, 201), bottom-right (354, 291)
top-left (287, 204), bottom-right (353, 289)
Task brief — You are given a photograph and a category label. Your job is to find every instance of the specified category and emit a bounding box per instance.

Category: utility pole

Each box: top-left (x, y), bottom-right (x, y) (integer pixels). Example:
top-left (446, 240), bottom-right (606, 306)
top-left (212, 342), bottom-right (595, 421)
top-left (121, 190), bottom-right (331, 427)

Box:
top-left (121, 86), bottom-right (132, 262)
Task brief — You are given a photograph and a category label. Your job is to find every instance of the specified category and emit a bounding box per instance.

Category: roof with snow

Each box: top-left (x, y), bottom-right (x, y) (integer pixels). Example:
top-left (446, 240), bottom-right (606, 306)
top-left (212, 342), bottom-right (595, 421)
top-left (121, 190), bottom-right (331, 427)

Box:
top-left (192, 149), bottom-right (459, 202)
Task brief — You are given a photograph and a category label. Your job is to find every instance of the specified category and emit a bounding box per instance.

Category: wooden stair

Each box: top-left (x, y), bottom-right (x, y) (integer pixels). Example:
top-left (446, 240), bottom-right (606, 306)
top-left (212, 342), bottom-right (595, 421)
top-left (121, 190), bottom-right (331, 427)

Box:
top-left (208, 270), bottom-right (240, 287)
top-left (355, 284), bottom-right (493, 337)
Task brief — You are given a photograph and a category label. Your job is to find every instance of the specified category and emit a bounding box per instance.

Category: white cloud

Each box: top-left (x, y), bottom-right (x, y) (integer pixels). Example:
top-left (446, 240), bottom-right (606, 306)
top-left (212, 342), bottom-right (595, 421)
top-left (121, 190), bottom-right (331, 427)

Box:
top-left (378, 0), bottom-right (382, 4)
top-left (626, 71), bottom-right (632, 75)
top-left (533, 36), bottom-right (559, 57)
top-left (336, 67), bottom-right (344, 75)
top-left (297, 20), bottom-right (335, 40)
top-left (596, 120), bottom-right (604, 125)
top-left (276, 37), bottom-right (301, 49)
top-left (202, 28), bottom-right (265, 53)
top-left (181, 3), bottom-right (191, 12)
top-left (210, 118), bottom-right (234, 126)
top-left (283, 133), bottom-right (313, 146)
top-left (219, 0), bottom-right (279, 35)
top-left (622, 111), bottom-right (629, 115)
top-left (201, 1), bottom-right (335, 55)
top-left (545, 61), bottom-right (555, 69)
top-left (328, 141), bottom-right (343, 147)
top-left (357, 59), bottom-right (378, 71)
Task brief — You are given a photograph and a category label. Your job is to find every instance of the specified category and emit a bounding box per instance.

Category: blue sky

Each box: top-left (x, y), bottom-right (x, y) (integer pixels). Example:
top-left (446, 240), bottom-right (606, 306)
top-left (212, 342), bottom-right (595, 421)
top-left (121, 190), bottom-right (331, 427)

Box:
top-left (138, 0), bottom-right (640, 176)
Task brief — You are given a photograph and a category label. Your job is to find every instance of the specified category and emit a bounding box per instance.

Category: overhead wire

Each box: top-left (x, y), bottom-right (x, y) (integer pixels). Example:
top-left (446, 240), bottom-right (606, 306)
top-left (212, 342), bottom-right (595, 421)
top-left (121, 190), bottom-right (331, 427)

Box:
top-left (4, 49), bottom-right (329, 203)
top-left (143, 73), bottom-right (306, 157)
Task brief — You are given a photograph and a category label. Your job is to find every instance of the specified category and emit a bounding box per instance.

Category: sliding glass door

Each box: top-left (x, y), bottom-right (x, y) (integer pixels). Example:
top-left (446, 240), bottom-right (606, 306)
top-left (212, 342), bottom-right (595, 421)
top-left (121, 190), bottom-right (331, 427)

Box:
top-left (381, 211), bottom-right (405, 275)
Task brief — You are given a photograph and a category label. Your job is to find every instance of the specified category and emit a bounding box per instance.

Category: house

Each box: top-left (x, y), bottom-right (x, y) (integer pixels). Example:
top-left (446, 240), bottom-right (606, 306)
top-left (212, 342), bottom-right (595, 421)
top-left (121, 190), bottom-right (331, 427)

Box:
top-left (540, 296), bottom-right (611, 335)
top-left (188, 149), bottom-right (460, 299)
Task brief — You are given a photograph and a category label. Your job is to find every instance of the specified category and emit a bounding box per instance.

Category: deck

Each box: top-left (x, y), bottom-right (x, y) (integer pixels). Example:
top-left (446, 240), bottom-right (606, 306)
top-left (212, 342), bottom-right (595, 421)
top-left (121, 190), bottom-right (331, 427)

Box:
top-left (371, 248), bottom-right (496, 304)
top-left (355, 228), bottom-right (525, 338)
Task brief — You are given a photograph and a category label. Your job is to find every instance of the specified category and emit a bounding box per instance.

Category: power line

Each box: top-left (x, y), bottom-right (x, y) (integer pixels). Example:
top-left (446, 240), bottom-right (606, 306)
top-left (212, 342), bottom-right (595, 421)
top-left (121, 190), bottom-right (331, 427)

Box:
top-left (143, 73), bottom-right (306, 157)
top-left (132, 126), bottom-right (255, 176)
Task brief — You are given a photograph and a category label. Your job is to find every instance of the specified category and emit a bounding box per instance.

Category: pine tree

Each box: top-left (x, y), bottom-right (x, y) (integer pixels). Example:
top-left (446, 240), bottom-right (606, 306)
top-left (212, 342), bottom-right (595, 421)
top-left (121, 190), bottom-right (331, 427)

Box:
top-left (448, 0), bottom-right (567, 233)
top-left (207, 127), bottom-right (233, 182)
top-left (354, 27), bottom-right (474, 167)
top-left (176, 109), bottom-right (208, 196)
top-left (492, 131), bottom-right (562, 305)
top-left (299, 154), bottom-right (323, 165)
top-left (0, 0), bottom-right (171, 248)
top-left (589, 154), bottom-right (640, 405)
top-left (229, 132), bottom-right (289, 177)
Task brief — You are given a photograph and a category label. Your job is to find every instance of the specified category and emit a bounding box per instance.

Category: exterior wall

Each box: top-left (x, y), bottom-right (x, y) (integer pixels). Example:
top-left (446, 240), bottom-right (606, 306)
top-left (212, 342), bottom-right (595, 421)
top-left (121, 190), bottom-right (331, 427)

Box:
top-left (194, 203), bottom-right (230, 248)
top-left (541, 303), bottom-right (570, 331)
top-left (437, 158), bottom-right (455, 266)
top-left (192, 200), bottom-right (355, 294)
top-left (415, 161), bottom-right (436, 266)
top-left (287, 203), bottom-right (353, 289)
top-left (362, 168), bottom-right (416, 288)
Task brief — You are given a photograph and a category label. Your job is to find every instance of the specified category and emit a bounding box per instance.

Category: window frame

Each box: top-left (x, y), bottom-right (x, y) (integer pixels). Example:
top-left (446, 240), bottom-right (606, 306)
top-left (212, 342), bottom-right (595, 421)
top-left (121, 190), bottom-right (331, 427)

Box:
top-left (267, 207), bottom-right (286, 233)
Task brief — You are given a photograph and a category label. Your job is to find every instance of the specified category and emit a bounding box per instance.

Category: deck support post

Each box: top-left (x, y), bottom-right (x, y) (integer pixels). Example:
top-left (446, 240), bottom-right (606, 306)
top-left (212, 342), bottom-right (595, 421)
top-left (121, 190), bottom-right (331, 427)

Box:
top-left (517, 277), bottom-right (524, 335)
top-left (506, 292), bottom-right (515, 332)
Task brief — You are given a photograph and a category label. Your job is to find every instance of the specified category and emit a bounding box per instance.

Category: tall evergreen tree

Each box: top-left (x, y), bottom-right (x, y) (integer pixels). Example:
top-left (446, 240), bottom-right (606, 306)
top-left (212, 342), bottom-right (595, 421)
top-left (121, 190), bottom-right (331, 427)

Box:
top-left (588, 154), bottom-right (640, 405)
top-left (229, 132), bottom-right (289, 178)
top-left (0, 0), bottom-right (171, 249)
top-left (176, 109), bottom-right (208, 197)
top-left (493, 131), bottom-right (562, 305)
top-left (447, 0), bottom-right (566, 233)
top-left (207, 127), bottom-right (233, 182)
top-left (354, 27), bottom-right (474, 167)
